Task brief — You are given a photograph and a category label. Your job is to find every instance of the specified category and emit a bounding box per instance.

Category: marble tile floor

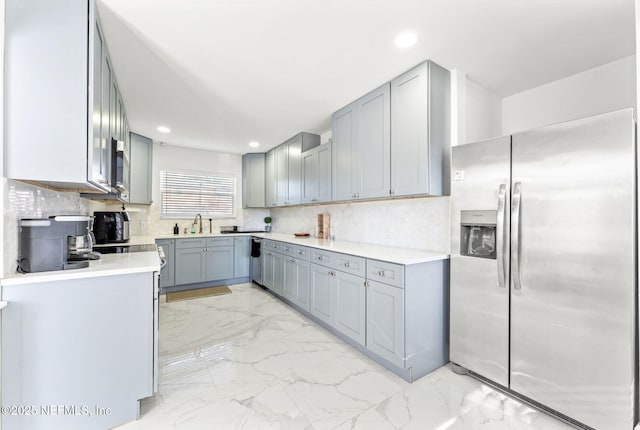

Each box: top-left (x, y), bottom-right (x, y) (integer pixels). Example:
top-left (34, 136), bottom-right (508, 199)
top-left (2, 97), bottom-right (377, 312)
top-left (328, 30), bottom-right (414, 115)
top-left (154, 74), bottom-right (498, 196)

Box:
top-left (119, 283), bottom-right (575, 430)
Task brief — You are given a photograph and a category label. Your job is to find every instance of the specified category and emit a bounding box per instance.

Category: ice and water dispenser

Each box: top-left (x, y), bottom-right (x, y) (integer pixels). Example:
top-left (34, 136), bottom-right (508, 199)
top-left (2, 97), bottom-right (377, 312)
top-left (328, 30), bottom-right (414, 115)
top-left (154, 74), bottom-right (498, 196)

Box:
top-left (460, 210), bottom-right (497, 259)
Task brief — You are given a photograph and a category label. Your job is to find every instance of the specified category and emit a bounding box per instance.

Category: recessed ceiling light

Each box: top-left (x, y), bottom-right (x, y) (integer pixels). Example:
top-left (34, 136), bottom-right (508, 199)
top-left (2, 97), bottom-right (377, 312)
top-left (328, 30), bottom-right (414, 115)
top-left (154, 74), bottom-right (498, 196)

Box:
top-left (249, 141), bottom-right (260, 148)
top-left (395, 31), bottom-right (417, 48)
top-left (157, 126), bottom-right (171, 133)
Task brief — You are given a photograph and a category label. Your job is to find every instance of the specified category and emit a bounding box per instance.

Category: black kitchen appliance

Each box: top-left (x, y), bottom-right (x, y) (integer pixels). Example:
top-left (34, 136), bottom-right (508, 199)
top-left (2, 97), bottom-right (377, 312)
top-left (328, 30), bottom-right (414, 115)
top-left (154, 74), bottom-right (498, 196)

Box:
top-left (18, 215), bottom-right (96, 273)
top-left (111, 138), bottom-right (130, 202)
top-left (93, 211), bottom-right (130, 244)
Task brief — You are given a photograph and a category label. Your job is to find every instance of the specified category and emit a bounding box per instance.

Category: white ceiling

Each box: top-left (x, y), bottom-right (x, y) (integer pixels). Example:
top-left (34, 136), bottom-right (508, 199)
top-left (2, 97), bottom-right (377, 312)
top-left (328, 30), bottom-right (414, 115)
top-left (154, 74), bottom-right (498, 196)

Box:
top-left (97, 0), bottom-right (635, 154)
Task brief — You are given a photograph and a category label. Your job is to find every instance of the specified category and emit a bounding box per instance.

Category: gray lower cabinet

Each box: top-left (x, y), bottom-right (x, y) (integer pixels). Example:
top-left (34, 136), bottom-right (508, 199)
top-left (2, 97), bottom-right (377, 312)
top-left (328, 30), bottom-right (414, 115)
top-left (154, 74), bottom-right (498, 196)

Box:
top-left (206, 237), bottom-right (234, 281)
top-left (283, 257), bottom-right (311, 311)
top-left (175, 239), bottom-right (208, 285)
top-left (129, 132), bottom-right (153, 204)
top-left (2, 272), bottom-right (154, 430)
top-left (310, 263), bottom-right (333, 325)
top-left (265, 241), bottom-right (448, 382)
top-left (333, 270), bottom-right (366, 346)
top-left (261, 246), bottom-right (285, 296)
top-left (366, 279), bottom-right (404, 368)
top-left (156, 239), bottom-right (175, 288)
top-left (234, 236), bottom-right (251, 277)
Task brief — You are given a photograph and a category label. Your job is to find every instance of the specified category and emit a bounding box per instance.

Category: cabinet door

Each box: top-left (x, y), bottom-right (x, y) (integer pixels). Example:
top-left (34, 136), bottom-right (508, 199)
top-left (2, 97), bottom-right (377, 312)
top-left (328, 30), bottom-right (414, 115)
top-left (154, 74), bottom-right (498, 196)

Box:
top-left (207, 246), bottom-right (234, 281)
top-left (366, 280), bottom-right (405, 368)
top-left (316, 144), bottom-right (332, 203)
top-left (332, 103), bottom-right (359, 201)
top-left (283, 257), bottom-right (298, 301)
top-left (91, 22), bottom-right (109, 191)
top-left (294, 260), bottom-right (310, 311)
top-left (129, 133), bottom-right (153, 204)
top-left (310, 264), bottom-right (333, 325)
top-left (262, 251), bottom-right (275, 289)
top-left (334, 271), bottom-right (366, 346)
top-left (233, 236), bottom-right (250, 278)
top-left (271, 252), bottom-right (285, 296)
top-left (100, 53), bottom-right (112, 189)
top-left (391, 62), bottom-right (429, 196)
top-left (242, 153), bottom-right (266, 208)
top-left (156, 239), bottom-right (175, 288)
top-left (358, 83), bottom-right (391, 199)
top-left (274, 144), bottom-right (288, 206)
top-left (302, 144), bottom-right (332, 204)
top-left (175, 248), bottom-right (207, 285)
top-left (302, 149), bottom-right (318, 204)
top-left (265, 149), bottom-right (276, 207)
top-left (286, 136), bottom-right (302, 205)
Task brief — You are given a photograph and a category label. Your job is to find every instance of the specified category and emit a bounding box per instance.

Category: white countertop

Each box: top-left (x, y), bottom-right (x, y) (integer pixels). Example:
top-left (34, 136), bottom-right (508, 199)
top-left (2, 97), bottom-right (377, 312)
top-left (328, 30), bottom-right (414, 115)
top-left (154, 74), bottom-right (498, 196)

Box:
top-left (1, 251), bottom-right (161, 286)
top-left (252, 233), bottom-right (449, 265)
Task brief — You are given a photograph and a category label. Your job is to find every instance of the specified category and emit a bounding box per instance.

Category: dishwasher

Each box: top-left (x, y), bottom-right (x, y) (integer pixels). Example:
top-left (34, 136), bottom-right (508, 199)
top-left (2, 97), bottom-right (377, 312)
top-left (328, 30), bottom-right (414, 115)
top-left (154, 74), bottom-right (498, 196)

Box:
top-left (250, 238), bottom-right (262, 285)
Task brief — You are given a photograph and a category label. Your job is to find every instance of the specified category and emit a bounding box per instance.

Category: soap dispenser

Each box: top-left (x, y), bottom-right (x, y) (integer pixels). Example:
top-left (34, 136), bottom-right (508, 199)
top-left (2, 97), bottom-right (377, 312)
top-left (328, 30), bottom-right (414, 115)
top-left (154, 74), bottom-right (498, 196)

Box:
top-left (173, 223), bottom-right (179, 235)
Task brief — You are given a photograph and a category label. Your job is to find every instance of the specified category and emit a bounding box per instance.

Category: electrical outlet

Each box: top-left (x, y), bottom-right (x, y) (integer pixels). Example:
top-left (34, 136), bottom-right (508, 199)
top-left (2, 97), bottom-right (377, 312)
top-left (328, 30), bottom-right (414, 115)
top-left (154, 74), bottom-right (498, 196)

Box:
top-left (140, 220), bottom-right (149, 233)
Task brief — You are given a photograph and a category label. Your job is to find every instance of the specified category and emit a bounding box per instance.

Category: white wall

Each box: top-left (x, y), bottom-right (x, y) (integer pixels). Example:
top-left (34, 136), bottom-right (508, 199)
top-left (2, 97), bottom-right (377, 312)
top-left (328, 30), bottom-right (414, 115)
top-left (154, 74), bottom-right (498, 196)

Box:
top-left (142, 144), bottom-right (269, 236)
top-left (502, 56), bottom-right (636, 134)
top-left (465, 78), bottom-right (502, 143)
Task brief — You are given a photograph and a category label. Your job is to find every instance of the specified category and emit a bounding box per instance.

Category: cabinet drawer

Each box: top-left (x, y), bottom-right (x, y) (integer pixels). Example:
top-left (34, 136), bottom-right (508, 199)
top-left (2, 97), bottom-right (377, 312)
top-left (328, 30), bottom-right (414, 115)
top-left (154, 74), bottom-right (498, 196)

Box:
top-left (367, 259), bottom-right (404, 288)
top-left (175, 238), bottom-right (207, 249)
top-left (266, 240), bottom-right (283, 252)
top-left (310, 249), bottom-right (333, 267)
top-left (292, 245), bottom-right (310, 261)
top-left (334, 254), bottom-right (366, 277)
top-left (207, 237), bottom-right (234, 247)
top-left (281, 243), bottom-right (296, 255)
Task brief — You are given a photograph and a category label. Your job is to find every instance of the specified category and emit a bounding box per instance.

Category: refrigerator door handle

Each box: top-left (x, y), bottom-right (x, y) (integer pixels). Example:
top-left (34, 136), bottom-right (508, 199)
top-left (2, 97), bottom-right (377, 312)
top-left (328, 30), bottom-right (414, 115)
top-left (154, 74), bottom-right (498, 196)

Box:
top-left (496, 183), bottom-right (508, 288)
top-left (511, 182), bottom-right (522, 290)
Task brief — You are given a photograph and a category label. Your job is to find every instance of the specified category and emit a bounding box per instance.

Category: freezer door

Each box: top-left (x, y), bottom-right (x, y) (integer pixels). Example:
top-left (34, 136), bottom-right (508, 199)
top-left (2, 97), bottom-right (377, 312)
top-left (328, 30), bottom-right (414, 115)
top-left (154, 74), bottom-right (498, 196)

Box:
top-left (450, 136), bottom-right (511, 387)
top-left (510, 109), bottom-right (636, 430)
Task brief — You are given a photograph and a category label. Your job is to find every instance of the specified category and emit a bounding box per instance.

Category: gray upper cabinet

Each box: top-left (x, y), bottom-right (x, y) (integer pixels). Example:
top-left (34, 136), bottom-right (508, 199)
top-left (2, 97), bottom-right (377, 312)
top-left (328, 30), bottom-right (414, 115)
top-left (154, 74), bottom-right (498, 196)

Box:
top-left (242, 153), bottom-right (266, 208)
top-left (332, 83), bottom-right (390, 201)
top-left (265, 150), bottom-right (276, 208)
top-left (391, 61), bottom-right (451, 197)
top-left (129, 133), bottom-right (154, 205)
top-left (302, 143), bottom-right (331, 204)
top-left (265, 132), bottom-right (320, 207)
top-left (4, 0), bottom-right (133, 193)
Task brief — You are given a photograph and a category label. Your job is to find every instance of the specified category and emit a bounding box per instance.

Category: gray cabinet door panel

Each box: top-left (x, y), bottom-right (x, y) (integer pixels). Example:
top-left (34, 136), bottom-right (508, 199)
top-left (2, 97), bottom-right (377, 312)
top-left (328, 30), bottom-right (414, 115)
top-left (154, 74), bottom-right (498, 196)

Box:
top-left (295, 260), bottom-right (310, 311)
top-left (234, 236), bottom-right (250, 278)
top-left (283, 257), bottom-right (297, 301)
top-left (207, 246), bottom-right (234, 281)
top-left (332, 105), bottom-right (358, 201)
top-left (310, 263), bottom-right (333, 325)
top-left (271, 252), bottom-right (285, 296)
top-left (274, 144), bottom-right (288, 206)
top-left (262, 251), bottom-right (275, 289)
top-left (366, 280), bottom-right (404, 368)
top-left (359, 83), bottom-right (390, 199)
top-left (243, 153), bottom-right (266, 208)
top-left (175, 248), bottom-right (207, 285)
top-left (302, 150), bottom-right (317, 204)
top-left (333, 271), bottom-right (366, 346)
top-left (287, 137), bottom-right (302, 205)
top-left (156, 239), bottom-right (175, 288)
top-left (265, 150), bottom-right (276, 207)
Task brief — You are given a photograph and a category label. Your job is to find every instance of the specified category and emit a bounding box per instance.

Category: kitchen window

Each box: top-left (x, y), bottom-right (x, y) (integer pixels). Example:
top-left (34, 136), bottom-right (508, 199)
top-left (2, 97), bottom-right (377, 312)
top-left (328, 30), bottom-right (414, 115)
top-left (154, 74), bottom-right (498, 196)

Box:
top-left (160, 170), bottom-right (236, 219)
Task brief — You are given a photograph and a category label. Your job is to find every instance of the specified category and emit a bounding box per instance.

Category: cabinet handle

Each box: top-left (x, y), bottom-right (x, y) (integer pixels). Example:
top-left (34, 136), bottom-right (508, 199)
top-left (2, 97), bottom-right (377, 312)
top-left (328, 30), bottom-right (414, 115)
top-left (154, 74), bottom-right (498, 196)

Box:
top-left (344, 262), bottom-right (350, 268)
top-left (311, 198), bottom-right (317, 202)
top-left (364, 281), bottom-right (369, 287)
top-left (378, 270), bottom-right (385, 276)
top-left (290, 259), bottom-right (295, 263)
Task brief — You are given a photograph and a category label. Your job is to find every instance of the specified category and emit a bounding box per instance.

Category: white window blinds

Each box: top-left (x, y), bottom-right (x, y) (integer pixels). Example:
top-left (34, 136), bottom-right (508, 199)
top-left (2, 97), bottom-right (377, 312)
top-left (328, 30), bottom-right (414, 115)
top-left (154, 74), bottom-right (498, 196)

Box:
top-left (160, 170), bottom-right (236, 219)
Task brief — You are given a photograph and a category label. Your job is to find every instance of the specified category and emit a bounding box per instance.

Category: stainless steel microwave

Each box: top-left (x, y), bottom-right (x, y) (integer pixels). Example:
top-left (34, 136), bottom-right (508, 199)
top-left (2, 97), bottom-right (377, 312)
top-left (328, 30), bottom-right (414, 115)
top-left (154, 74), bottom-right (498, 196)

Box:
top-left (111, 138), bottom-right (130, 202)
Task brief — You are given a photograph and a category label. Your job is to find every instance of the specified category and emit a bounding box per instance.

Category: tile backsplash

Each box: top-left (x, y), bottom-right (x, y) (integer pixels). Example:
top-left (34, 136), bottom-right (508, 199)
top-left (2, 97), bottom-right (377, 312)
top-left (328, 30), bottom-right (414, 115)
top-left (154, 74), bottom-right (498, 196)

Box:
top-left (2, 179), bottom-right (105, 277)
top-left (269, 196), bottom-right (451, 252)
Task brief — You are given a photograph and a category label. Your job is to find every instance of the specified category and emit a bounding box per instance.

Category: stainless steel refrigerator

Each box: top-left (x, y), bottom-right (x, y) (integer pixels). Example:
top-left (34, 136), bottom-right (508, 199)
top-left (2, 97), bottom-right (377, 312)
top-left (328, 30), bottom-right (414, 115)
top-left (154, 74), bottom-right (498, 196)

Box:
top-left (450, 108), bottom-right (636, 430)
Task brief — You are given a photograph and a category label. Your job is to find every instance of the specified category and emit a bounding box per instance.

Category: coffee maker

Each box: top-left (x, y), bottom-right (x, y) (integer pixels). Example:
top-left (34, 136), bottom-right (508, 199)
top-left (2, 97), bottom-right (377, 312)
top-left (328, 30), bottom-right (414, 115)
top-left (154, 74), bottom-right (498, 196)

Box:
top-left (18, 215), bottom-right (97, 273)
